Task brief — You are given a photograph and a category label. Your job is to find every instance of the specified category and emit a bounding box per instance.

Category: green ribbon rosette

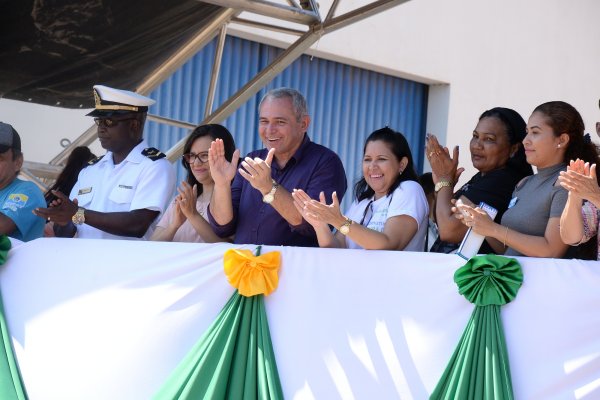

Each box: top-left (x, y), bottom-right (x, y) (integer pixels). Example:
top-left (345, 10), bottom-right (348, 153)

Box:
top-left (431, 254), bottom-right (523, 400)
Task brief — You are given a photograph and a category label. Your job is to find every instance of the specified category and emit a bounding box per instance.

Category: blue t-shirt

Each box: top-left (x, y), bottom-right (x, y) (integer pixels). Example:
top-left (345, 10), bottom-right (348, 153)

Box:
top-left (0, 178), bottom-right (45, 241)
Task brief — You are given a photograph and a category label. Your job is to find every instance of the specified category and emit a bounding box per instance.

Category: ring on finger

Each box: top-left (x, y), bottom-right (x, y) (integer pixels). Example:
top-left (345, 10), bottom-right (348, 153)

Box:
top-left (428, 151), bottom-right (435, 157)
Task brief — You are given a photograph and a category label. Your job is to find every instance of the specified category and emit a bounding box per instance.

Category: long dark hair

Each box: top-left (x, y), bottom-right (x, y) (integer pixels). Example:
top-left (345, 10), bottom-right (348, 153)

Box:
top-left (478, 107), bottom-right (533, 178)
top-left (45, 146), bottom-right (95, 205)
top-left (181, 124), bottom-right (236, 197)
top-left (354, 127), bottom-right (419, 201)
top-left (533, 101), bottom-right (600, 260)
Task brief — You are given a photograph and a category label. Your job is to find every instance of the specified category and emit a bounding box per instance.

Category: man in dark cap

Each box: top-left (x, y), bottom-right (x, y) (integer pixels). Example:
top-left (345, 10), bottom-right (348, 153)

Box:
top-left (0, 122), bottom-right (45, 241)
top-left (34, 85), bottom-right (175, 240)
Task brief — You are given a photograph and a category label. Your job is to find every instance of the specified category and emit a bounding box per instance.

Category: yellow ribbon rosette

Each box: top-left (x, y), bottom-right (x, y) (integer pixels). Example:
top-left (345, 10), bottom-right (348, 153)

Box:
top-left (223, 248), bottom-right (281, 297)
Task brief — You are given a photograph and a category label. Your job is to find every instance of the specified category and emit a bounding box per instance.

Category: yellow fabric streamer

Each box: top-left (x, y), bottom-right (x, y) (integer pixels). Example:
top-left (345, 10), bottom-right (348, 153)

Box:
top-left (223, 249), bottom-right (281, 297)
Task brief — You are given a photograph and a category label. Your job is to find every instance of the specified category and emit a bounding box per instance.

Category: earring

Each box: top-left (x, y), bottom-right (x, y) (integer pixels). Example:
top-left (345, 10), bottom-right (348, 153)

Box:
top-left (557, 144), bottom-right (561, 148)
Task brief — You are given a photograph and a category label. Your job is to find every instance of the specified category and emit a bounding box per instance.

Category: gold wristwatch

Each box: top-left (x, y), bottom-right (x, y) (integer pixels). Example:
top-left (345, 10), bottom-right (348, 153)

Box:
top-left (72, 207), bottom-right (86, 225)
top-left (339, 217), bottom-right (353, 235)
top-left (262, 180), bottom-right (279, 204)
top-left (434, 180), bottom-right (453, 193)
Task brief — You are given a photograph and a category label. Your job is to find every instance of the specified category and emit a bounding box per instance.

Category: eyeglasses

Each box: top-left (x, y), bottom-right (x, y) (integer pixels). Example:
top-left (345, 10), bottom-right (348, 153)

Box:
top-left (93, 117), bottom-right (137, 128)
top-left (360, 200), bottom-right (374, 226)
top-left (183, 152), bottom-right (209, 164)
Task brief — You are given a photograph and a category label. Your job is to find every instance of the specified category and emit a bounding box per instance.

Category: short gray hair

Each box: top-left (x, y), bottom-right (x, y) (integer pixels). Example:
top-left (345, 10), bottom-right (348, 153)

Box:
top-left (258, 87), bottom-right (308, 122)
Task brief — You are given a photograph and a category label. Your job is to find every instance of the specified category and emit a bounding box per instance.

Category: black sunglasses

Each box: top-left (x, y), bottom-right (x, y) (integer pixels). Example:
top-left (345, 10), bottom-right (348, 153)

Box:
top-left (94, 117), bottom-right (137, 128)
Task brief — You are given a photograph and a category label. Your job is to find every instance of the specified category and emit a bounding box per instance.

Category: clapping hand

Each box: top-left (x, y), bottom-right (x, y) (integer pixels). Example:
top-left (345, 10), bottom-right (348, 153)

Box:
top-left (208, 138), bottom-right (240, 186)
top-left (176, 181), bottom-right (198, 220)
top-left (425, 133), bottom-right (464, 185)
top-left (238, 148), bottom-right (275, 195)
top-left (452, 200), bottom-right (494, 236)
top-left (558, 159), bottom-right (600, 202)
top-left (292, 189), bottom-right (344, 228)
top-left (33, 190), bottom-right (79, 226)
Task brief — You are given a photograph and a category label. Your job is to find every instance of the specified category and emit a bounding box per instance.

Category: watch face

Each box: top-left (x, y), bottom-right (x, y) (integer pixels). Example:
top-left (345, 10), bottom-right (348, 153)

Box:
top-left (263, 193), bottom-right (274, 204)
top-left (339, 225), bottom-right (350, 235)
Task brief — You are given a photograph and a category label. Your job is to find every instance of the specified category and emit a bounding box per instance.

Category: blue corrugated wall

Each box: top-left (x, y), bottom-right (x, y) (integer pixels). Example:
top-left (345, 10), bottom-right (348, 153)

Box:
top-left (145, 35), bottom-right (428, 209)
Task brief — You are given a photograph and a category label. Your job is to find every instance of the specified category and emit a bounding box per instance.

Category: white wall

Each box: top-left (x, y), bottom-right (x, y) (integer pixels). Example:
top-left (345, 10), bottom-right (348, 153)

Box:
top-left (231, 0), bottom-right (600, 183)
top-left (2, 0), bottom-right (599, 185)
top-left (0, 99), bottom-right (99, 163)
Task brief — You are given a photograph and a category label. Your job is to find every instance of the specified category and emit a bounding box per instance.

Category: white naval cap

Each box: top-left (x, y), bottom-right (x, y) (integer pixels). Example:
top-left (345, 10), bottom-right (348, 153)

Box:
top-left (86, 85), bottom-right (156, 117)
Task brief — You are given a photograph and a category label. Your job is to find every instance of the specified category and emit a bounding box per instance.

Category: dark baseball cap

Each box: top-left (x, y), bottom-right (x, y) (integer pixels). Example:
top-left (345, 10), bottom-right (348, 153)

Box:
top-left (0, 122), bottom-right (21, 154)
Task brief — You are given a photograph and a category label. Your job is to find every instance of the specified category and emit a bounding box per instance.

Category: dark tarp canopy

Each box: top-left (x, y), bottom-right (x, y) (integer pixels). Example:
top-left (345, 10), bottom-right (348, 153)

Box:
top-left (0, 0), bottom-right (223, 108)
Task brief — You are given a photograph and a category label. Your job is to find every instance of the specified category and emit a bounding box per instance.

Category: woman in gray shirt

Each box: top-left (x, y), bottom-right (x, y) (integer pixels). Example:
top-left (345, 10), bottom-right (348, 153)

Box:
top-left (456, 101), bottom-right (599, 258)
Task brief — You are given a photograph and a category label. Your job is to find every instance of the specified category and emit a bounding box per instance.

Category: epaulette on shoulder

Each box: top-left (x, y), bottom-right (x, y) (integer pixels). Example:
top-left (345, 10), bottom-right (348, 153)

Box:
top-left (142, 147), bottom-right (166, 161)
top-left (87, 155), bottom-right (104, 166)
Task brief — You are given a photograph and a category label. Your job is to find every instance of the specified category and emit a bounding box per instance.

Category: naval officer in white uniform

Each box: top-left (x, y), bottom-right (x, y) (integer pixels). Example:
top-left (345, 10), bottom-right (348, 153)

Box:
top-left (35, 85), bottom-right (175, 240)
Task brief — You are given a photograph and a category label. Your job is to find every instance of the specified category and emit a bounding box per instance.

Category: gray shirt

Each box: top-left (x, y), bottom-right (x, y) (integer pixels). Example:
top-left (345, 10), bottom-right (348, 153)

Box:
top-left (501, 163), bottom-right (567, 257)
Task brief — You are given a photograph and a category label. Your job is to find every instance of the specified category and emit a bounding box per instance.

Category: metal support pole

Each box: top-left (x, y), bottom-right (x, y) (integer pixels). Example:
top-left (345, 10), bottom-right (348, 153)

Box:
top-left (205, 25), bottom-right (228, 118)
top-left (325, 0), bottom-right (341, 22)
top-left (166, 26), bottom-right (324, 161)
top-left (198, 0), bottom-right (319, 25)
top-left (232, 17), bottom-right (305, 36)
top-left (323, 0), bottom-right (408, 33)
top-left (136, 8), bottom-right (238, 95)
top-left (146, 114), bottom-right (196, 130)
top-left (50, 8), bottom-right (238, 166)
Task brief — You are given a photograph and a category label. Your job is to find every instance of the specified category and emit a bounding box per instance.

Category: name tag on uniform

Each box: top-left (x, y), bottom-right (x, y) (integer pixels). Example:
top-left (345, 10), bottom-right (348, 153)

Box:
top-left (78, 187), bottom-right (92, 195)
top-left (118, 184), bottom-right (133, 189)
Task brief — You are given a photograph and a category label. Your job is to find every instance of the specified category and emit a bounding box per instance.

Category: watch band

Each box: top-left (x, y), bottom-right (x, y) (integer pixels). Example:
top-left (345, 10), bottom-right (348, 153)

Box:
top-left (72, 207), bottom-right (86, 225)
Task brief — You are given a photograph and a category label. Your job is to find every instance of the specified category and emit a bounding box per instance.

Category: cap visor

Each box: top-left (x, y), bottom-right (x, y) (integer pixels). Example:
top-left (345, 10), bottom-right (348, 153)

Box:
top-left (86, 109), bottom-right (136, 117)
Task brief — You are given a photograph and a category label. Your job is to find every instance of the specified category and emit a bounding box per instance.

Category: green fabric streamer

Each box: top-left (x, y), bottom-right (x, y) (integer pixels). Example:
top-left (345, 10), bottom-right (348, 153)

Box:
top-left (0, 235), bottom-right (28, 399)
top-left (430, 254), bottom-right (523, 400)
top-left (154, 244), bottom-right (283, 400)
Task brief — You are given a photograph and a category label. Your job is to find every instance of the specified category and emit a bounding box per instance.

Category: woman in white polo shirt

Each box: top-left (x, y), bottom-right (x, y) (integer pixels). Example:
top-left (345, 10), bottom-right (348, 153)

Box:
top-left (292, 127), bottom-right (428, 251)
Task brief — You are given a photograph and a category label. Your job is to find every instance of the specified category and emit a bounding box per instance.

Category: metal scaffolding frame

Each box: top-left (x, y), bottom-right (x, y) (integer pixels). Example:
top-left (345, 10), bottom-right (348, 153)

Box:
top-left (22, 0), bottom-right (410, 185)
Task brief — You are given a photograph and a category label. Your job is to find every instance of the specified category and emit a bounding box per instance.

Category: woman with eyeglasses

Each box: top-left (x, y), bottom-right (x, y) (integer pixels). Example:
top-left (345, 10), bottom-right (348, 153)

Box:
top-left (292, 127), bottom-right (428, 251)
top-left (151, 124), bottom-right (236, 243)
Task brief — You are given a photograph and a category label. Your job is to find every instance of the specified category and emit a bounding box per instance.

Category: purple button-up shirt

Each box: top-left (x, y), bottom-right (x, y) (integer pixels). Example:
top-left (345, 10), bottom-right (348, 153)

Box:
top-left (208, 134), bottom-right (347, 247)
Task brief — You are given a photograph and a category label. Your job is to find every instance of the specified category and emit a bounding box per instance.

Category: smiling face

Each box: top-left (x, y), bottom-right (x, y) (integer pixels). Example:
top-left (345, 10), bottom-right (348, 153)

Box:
top-left (523, 111), bottom-right (566, 168)
top-left (362, 140), bottom-right (407, 199)
top-left (469, 116), bottom-right (515, 174)
top-left (258, 96), bottom-right (309, 167)
top-left (187, 135), bottom-right (213, 185)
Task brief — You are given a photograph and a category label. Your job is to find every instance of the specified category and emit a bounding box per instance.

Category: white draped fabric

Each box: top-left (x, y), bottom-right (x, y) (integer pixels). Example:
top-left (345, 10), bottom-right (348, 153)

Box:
top-left (1, 238), bottom-right (599, 399)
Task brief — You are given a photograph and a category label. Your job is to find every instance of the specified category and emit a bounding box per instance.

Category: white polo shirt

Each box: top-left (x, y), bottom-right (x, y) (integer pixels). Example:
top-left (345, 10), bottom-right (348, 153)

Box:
top-left (69, 141), bottom-right (176, 240)
top-left (344, 180), bottom-right (429, 251)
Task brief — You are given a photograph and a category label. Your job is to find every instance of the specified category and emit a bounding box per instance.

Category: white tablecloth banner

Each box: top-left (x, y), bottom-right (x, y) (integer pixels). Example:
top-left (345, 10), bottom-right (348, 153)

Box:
top-left (1, 238), bottom-right (599, 399)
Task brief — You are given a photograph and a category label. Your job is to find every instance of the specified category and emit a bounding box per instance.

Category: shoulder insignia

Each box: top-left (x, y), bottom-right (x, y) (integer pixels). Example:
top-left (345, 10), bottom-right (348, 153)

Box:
top-left (142, 147), bottom-right (166, 161)
top-left (87, 155), bottom-right (104, 166)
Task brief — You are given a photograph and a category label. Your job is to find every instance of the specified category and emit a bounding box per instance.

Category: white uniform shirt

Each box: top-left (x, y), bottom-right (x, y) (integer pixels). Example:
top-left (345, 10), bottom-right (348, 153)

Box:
top-left (344, 180), bottom-right (429, 251)
top-left (69, 141), bottom-right (176, 240)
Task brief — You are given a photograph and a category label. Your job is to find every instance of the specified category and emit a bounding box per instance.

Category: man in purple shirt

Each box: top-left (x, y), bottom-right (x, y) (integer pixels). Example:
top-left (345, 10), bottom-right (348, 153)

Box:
top-left (207, 87), bottom-right (347, 246)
